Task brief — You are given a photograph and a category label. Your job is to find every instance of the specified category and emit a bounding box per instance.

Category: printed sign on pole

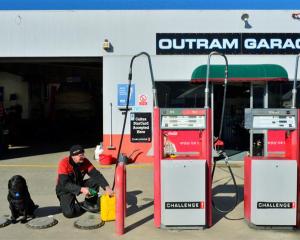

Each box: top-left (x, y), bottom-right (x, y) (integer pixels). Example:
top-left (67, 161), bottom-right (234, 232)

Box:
top-left (130, 112), bottom-right (152, 142)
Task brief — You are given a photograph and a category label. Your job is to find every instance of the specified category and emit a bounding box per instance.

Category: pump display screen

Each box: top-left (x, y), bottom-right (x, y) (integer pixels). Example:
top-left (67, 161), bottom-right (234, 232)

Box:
top-left (253, 115), bottom-right (296, 129)
top-left (161, 115), bottom-right (206, 129)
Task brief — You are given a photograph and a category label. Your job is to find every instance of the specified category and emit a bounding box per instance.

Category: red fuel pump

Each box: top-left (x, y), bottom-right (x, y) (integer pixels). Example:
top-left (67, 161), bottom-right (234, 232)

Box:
top-left (154, 52), bottom-right (229, 228)
top-left (154, 108), bottom-right (212, 228)
top-left (244, 54), bottom-right (300, 228)
top-left (123, 51), bottom-right (234, 229)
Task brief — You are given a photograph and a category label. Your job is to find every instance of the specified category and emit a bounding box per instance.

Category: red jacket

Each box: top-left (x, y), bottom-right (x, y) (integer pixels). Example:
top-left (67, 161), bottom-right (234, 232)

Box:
top-left (56, 156), bottom-right (109, 196)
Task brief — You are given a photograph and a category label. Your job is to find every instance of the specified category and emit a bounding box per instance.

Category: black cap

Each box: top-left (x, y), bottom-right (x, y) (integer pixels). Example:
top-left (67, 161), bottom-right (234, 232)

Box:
top-left (70, 145), bottom-right (84, 156)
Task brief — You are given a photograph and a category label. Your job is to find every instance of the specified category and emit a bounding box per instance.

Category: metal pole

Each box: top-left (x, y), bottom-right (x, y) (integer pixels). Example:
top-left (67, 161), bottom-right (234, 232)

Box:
top-left (292, 54), bottom-right (300, 109)
top-left (107, 102), bottom-right (116, 150)
top-left (115, 160), bottom-right (126, 235)
top-left (264, 82), bottom-right (268, 108)
top-left (205, 51), bottom-right (228, 110)
top-left (205, 51), bottom-right (229, 139)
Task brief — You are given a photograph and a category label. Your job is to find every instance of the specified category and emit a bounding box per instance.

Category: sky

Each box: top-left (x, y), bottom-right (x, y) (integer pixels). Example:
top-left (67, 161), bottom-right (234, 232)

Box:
top-left (0, 0), bottom-right (299, 10)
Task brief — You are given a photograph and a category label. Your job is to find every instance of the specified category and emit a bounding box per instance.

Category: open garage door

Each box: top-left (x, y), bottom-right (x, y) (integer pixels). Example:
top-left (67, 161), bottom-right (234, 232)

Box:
top-left (0, 57), bottom-right (103, 157)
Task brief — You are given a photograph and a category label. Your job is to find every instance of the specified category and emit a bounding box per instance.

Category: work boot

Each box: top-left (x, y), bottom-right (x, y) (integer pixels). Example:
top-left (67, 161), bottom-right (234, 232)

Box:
top-left (80, 201), bottom-right (100, 213)
top-left (76, 202), bottom-right (86, 215)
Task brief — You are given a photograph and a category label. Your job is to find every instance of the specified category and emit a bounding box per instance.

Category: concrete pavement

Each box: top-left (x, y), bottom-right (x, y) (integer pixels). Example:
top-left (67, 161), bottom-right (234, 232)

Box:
top-left (0, 148), bottom-right (299, 240)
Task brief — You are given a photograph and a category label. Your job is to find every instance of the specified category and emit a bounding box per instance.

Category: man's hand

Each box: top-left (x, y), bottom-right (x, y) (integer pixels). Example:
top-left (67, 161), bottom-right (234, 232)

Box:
top-left (104, 186), bottom-right (114, 196)
top-left (80, 187), bottom-right (90, 196)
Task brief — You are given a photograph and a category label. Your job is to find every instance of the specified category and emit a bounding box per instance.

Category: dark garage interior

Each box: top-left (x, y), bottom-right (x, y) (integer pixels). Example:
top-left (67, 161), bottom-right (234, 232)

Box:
top-left (0, 57), bottom-right (103, 158)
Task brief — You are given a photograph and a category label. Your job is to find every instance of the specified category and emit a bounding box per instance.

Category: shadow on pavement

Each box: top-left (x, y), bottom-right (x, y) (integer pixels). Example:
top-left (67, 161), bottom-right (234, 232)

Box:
top-left (0, 142), bottom-right (95, 161)
top-left (127, 190), bottom-right (154, 217)
top-left (35, 206), bottom-right (62, 217)
top-left (212, 184), bottom-right (244, 225)
top-left (125, 214), bottom-right (154, 233)
top-left (125, 190), bottom-right (154, 233)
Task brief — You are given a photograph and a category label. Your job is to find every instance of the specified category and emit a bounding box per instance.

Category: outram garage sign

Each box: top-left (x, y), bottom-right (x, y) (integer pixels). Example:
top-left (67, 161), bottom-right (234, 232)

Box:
top-left (130, 112), bottom-right (152, 142)
top-left (156, 33), bottom-right (300, 55)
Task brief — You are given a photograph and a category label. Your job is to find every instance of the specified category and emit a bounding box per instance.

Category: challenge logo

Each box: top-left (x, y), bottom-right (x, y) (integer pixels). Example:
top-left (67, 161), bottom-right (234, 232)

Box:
top-left (165, 201), bottom-right (205, 209)
top-left (257, 202), bottom-right (295, 209)
top-left (156, 33), bottom-right (300, 55)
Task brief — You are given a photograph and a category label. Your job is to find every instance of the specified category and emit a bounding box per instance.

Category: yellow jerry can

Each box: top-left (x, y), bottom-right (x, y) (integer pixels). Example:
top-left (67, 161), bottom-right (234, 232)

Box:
top-left (100, 194), bottom-right (116, 221)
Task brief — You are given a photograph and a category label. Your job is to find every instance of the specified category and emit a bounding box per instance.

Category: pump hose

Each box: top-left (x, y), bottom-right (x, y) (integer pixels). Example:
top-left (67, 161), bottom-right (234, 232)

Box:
top-left (218, 70), bottom-right (227, 140)
top-left (112, 52), bottom-right (156, 190)
top-left (211, 152), bottom-right (239, 213)
top-left (206, 52), bottom-right (240, 215)
top-left (112, 78), bottom-right (131, 190)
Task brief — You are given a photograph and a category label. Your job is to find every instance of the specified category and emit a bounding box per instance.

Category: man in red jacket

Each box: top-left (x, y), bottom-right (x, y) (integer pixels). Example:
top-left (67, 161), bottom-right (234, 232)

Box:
top-left (56, 145), bottom-right (113, 218)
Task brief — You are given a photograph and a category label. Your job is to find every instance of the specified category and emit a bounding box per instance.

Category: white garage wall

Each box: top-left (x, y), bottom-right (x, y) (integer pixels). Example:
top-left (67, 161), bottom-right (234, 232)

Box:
top-left (0, 9), bottom-right (299, 135)
top-left (0, 10), bottom-right (298, 57)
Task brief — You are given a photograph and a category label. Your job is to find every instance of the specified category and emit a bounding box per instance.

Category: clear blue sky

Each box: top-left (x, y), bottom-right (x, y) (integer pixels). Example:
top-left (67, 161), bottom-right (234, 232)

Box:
top-left (0, 0), bottom-right (300, 10)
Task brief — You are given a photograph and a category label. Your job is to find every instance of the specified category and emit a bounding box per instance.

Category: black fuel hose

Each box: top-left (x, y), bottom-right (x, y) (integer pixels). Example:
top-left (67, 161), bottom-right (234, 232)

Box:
top-left (112, 52), bottom-right (155, 190)
top-left (211, 152), bottom-right (239, 214)
top-left (206, 52), bottom-right (239, 215)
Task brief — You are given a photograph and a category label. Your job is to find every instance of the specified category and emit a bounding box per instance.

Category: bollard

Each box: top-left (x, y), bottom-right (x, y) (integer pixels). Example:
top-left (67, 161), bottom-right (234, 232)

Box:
top-left (115, 155), bottom-right (126, 235)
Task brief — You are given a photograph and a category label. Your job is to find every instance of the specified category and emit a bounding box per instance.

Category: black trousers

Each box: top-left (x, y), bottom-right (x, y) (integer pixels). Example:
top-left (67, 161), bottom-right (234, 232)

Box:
top-left (58, 178), bottom-right (99, 218)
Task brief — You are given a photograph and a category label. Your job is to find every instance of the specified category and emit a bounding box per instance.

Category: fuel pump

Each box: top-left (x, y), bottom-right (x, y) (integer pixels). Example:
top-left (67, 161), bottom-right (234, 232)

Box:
top-left (154, 107), bottom-right (212, 228)
top-left (124, 51), bottom-right (237, 229)
top-left (153, 52), bottom-right (237, 228)
top-left (244, 54), bottom-right (300, 228)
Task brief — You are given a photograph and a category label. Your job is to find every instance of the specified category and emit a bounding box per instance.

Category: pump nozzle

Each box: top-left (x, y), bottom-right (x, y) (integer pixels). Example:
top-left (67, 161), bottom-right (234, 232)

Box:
top-left (128, 68), bottom-right (133, 81)
top-left (88, 188), bottom-right (99, 197)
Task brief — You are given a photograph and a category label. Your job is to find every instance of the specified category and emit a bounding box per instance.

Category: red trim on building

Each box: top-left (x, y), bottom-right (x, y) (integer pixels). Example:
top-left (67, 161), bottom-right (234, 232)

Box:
top-left (102, 135), bottom-right (153, 163)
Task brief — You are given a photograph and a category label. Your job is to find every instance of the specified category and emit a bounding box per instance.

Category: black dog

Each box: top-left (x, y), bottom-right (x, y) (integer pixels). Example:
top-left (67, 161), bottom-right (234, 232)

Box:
top-left (7, 175), bottom-right (38, 223)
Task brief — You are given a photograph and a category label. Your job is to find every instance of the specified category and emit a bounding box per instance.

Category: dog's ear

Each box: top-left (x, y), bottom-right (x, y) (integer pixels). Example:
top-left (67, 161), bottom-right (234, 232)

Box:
top-left (17, 175), bottom-right (27, 185)
top-left (8, 178), bottom-right (12, 189)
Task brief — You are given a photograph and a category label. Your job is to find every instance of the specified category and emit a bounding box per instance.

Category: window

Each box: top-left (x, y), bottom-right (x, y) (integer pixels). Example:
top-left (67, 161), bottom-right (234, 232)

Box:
top-left (156, 82), bottom-right (205, 108)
